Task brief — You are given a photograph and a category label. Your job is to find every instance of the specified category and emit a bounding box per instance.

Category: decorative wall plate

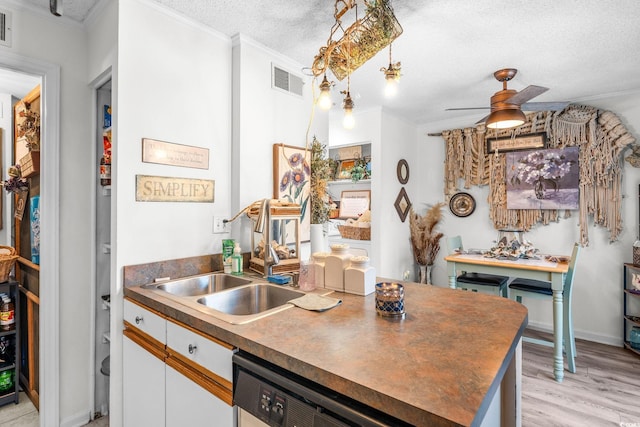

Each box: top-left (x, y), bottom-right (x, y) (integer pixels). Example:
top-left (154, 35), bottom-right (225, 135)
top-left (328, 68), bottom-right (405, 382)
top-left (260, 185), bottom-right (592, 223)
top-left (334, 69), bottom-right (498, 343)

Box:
top-left (449, 192), bottom-right (476, 217)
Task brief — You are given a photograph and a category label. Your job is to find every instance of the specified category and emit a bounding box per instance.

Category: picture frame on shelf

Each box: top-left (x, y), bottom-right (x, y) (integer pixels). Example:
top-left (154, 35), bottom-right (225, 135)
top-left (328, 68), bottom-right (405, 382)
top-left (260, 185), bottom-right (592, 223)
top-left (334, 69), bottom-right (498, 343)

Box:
top-left (337, 159), bottom-right (355, 180)
top-left (339, 190), bottom-right (371, 218)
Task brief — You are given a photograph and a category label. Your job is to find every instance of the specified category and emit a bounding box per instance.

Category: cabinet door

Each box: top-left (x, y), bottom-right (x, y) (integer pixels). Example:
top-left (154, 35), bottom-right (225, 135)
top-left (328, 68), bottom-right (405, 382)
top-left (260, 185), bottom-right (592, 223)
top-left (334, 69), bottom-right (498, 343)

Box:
top-left (123, 335), bottom-right (166, 427)
top-left (166, 365), bottom-right (235, 427)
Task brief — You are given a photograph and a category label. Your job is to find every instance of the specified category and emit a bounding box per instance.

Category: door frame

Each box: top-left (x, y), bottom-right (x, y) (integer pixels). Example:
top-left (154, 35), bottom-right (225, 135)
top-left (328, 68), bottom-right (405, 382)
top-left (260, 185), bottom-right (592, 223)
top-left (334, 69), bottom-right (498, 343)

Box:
top-left (0, 52), bottom-right (60, 426)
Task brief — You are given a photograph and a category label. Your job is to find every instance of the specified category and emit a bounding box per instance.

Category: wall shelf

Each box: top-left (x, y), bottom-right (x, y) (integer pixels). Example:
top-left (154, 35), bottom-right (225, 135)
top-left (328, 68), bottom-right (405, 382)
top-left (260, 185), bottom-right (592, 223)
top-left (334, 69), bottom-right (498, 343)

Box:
top-left (623, 263), bottom-right (640, 357)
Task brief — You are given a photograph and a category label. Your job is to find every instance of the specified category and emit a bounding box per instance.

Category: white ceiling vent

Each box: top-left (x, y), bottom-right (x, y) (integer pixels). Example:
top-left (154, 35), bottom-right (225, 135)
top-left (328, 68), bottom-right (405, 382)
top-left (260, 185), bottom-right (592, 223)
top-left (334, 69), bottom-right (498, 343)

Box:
top-left (0, 8), bottom-right (12, 48)
top-left (272, 64), bottom-right (304, 97)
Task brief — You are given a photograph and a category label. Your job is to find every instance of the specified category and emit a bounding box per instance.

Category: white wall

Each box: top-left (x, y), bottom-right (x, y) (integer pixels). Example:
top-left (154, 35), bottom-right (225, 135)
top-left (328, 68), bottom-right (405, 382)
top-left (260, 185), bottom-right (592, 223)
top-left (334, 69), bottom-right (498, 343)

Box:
top-left (419, 93), bottom-right (640, 346)
top-left (231, 35), bottom-right (328, 249)
top-left (328, 107), bottom-right (419, 279)
top-left (0, 93), bottom-right (15, 247)
top-left (0, 4), bottom-right (94, 425)
top-left (112, 1), bottom-right (232, 425)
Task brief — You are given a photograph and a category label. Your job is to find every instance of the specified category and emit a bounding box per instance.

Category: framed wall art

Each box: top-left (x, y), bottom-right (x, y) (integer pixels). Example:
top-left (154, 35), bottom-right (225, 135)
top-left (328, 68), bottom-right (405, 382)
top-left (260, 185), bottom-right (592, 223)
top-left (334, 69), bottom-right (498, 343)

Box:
top-left (506, 147), bottom-right (579, 210)
top-left (273, 143), bottom-right (310, 241)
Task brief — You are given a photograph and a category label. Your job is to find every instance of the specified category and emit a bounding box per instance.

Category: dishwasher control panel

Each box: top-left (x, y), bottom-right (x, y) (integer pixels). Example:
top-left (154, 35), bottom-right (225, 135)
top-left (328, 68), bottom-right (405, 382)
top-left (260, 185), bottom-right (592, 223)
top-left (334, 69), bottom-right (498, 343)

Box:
top-left (258, 385), bottom-right (286, 425)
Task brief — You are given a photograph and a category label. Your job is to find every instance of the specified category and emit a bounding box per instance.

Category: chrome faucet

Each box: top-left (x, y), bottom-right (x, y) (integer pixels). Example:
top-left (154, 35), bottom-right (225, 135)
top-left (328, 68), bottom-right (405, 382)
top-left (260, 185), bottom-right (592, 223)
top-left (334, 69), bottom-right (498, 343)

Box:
top-left (254, 199), bottom-right (281, 277)
top-left (266, 244), bottom-right (280, 277)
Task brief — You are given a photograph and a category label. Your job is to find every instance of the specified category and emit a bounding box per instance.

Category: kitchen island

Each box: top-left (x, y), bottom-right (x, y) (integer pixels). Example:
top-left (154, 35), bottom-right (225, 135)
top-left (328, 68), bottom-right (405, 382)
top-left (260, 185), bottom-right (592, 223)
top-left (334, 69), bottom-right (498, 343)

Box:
top-left (125, 278), bottom-right (527, 426)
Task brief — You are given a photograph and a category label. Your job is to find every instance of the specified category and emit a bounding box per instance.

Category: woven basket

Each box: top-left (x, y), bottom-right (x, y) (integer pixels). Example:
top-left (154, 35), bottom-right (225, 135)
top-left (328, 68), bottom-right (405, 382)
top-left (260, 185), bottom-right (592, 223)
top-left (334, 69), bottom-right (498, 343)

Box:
top-left (0, 246), bottom-right (18, 283)
top-left (338, 225), bottom-right (371, 241)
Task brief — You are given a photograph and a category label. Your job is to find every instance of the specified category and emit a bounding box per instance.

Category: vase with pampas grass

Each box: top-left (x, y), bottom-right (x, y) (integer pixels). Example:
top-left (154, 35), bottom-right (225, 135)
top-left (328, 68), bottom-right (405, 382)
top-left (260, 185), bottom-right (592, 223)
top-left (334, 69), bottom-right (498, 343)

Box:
top-left (409, 203), bottom-right (445, 284)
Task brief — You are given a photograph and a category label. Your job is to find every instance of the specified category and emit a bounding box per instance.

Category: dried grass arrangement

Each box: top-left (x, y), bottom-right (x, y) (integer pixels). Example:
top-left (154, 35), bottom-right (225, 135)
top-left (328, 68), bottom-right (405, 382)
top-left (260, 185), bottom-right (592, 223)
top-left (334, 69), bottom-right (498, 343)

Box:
top-left (409, 203), bottom-right (445, 267)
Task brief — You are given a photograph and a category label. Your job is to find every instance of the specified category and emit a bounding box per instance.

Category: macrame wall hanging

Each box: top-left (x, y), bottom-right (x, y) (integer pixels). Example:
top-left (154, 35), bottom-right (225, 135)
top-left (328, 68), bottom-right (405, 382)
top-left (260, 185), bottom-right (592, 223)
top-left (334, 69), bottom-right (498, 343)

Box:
top-left (441, 104), bottom-right (637, 246)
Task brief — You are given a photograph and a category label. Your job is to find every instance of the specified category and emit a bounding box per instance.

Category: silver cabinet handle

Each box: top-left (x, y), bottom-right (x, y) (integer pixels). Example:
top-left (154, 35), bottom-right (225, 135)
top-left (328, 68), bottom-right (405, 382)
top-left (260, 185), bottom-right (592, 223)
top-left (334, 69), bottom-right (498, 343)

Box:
top-left (135, 316), bottom-right (143, 324)
top-left (188, 344), bottom-right (197, 354)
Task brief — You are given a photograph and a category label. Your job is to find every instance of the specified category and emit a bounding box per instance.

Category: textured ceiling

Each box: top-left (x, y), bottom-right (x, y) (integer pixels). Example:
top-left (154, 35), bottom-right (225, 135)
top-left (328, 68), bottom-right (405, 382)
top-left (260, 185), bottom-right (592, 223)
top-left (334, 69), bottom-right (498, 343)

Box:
top-left (7, 0), bottom-right (640, 127)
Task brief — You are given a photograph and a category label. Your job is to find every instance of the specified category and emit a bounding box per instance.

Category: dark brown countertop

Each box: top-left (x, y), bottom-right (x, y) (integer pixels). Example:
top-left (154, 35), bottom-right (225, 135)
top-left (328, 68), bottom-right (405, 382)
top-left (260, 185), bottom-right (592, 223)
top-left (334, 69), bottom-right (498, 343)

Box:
top-left (125, 280), bottom-right (527, 426)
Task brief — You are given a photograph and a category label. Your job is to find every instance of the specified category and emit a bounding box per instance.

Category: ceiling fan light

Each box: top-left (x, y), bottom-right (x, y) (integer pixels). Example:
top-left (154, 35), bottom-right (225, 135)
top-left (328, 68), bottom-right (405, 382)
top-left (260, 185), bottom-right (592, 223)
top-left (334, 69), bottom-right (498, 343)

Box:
top-left (486, 108), bottom-right (526, 129)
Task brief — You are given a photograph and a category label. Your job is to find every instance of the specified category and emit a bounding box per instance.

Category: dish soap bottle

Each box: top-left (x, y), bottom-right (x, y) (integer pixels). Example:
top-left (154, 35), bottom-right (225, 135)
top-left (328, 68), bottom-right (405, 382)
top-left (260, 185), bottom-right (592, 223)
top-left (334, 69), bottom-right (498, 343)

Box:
top-left (231, 243), bottom-right (243, 276)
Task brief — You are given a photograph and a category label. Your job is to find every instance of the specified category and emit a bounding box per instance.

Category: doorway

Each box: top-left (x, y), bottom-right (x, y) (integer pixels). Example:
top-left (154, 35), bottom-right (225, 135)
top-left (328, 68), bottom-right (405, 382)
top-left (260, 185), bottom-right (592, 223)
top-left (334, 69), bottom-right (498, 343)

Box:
top-left (0, 55), bottom-right (61, 426)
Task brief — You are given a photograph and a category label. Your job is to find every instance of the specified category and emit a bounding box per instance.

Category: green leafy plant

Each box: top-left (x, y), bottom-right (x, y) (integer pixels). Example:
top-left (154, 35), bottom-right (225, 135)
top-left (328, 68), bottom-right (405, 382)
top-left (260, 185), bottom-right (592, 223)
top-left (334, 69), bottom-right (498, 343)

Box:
top-left (310, 137), bottom-right (332, 224)
top-left (350, 156), bottom-right (370, 182)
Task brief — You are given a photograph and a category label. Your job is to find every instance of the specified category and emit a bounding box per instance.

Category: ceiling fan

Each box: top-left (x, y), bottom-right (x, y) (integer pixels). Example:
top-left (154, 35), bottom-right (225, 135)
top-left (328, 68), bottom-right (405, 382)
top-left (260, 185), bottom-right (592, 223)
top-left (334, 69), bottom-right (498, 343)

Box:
top-left (446, 68), bottom-right (570, 129)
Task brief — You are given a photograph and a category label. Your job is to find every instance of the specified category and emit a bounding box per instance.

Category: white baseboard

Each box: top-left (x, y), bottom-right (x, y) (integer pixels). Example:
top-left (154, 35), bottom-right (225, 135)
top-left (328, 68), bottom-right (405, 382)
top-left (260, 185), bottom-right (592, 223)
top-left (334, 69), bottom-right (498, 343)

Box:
top-left (526, 321), bottom-right (622, 347)
top-left (60, 410), bottom-right (91, 427)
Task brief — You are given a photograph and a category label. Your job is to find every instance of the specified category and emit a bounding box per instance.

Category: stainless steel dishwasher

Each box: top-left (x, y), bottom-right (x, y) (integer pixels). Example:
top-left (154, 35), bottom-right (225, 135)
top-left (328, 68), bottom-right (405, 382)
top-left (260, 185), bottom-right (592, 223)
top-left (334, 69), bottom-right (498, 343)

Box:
top-left (233, 351), bottom-right (411, 427)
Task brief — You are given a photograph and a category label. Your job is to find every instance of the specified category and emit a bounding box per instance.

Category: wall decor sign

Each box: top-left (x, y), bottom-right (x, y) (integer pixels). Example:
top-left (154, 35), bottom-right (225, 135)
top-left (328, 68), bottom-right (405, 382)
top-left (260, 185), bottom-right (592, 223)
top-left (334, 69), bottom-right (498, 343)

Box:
top-left (142, 138), bottom-right (209, 169)
top-left (136, 175), bottom-right (215, 202)
top-left (397, 159), bottom-right (409, 184)
top-left (505, 147), bottom-right (579, 210)
top-left (487, 132), bottom-right (547, 154)
top-left (394, 187), bottom-right (412, 222)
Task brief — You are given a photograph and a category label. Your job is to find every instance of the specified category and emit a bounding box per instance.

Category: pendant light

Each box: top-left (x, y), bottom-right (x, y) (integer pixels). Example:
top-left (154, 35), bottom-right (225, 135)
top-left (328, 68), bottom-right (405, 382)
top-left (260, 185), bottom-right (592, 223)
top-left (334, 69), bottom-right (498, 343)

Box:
top-left (342, 33), bottom-right (355, 129)
top-left (380, 44), bottom-right (401, 97)
top-left (342, 90), bottom-right (355, 129)
top-left (317, 74), bottom-right (333, 110)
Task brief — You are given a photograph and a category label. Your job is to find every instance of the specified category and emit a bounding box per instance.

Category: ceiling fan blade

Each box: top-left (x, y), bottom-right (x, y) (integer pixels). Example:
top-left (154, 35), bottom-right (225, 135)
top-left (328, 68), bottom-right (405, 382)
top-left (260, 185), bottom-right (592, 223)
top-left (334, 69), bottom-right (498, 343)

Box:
top-left (445, 107), bottom-right (490, 111)
top-left (521, 101), bottom-right (570, 111)
top-left (475, 114), bottom-right (490, 124)
top-left (506, 85), bottom-right (548, 105)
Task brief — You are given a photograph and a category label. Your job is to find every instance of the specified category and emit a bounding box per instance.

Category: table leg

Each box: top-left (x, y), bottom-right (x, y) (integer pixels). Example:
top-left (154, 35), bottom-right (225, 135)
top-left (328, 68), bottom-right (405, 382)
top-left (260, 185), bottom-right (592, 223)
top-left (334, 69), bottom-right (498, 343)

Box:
top-left (552, 289), bottom-right (564, 382)
top-left (446, 262), bottom-right (457, 289)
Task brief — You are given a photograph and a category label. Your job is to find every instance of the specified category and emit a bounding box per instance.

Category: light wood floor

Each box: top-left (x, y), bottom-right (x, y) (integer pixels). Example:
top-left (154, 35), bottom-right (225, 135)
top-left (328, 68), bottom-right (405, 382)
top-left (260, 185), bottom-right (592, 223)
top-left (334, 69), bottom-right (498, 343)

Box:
top-left (522, 329), bottom-right (640, 426)
top-left (1, 330), bottom-right (639, 426)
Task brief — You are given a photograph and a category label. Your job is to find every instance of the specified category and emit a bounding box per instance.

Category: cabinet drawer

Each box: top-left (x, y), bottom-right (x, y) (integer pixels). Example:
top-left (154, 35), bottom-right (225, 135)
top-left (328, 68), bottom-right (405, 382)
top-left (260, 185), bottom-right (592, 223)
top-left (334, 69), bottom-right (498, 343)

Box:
top-left (124, 299), bottom-right (166, 344)
top-left (166, 320), bottom-right (234, 382)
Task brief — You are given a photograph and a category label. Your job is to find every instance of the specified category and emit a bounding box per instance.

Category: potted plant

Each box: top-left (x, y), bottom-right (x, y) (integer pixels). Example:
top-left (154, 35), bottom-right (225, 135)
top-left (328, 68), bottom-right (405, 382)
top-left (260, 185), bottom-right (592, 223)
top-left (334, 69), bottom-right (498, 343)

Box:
top-left (309, 137), bottom-right (332, 254)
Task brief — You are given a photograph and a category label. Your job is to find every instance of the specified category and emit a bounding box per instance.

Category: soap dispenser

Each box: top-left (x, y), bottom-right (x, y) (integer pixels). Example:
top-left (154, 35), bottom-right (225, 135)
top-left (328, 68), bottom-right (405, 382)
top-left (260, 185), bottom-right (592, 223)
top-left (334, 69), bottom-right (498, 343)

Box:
top-left (231, 243), bottom-right (244, 276)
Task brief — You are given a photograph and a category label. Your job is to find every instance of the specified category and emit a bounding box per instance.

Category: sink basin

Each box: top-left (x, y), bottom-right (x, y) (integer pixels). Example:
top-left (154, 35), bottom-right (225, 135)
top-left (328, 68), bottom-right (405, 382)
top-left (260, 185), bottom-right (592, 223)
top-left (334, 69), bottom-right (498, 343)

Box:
top-left (197, 283), bottom-right (304, 315)
top-left (144, 273), bottom-right (253, 296)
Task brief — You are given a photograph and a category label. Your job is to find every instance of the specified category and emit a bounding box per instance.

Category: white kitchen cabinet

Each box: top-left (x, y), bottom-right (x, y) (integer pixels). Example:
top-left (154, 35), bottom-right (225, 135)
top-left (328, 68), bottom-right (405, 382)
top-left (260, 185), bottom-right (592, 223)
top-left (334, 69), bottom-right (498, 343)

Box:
top-left (123, 300), bottom-right (167, 427)
top-left (123, 334), bottom-right (166, 427)
top-left (123, 298), bottom-right (236, 427)
top-left (166, 365), bottom-right (234, 427)
top-left (165, 319), bottom-right (235, 427)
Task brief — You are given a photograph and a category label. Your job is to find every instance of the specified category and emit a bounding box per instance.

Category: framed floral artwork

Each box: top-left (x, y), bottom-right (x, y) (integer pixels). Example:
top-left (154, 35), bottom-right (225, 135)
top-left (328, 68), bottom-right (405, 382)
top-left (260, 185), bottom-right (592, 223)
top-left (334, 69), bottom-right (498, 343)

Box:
top-left (506, 147), bottom-right (579, 210)
top-left (273, 143), bottom-right (310, 241)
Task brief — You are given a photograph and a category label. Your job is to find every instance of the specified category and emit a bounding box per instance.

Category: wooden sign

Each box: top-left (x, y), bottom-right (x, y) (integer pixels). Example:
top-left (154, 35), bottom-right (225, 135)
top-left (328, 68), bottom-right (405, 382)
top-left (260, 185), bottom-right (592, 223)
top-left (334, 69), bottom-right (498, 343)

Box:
top-left (487, 132), bottom-right (547, 154)
top-left (142, 138), bottom-right (209, 169)
top-left (136, 175), bottom-right (214, 202)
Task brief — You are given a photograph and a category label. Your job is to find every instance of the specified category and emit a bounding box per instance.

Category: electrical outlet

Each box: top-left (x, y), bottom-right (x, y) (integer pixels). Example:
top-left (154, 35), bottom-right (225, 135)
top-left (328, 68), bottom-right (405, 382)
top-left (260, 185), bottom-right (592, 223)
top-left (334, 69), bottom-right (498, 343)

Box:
top-left (213, 216), bottom-right (227, 234)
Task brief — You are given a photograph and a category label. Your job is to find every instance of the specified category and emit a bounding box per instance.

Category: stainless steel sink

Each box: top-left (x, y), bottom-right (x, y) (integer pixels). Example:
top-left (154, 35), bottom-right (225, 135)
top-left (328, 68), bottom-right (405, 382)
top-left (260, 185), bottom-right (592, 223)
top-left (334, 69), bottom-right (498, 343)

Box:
top-left (197, 283), bottom-right (304, 316)
top-left (143, 273), bottom-right (253, 296)
top-left (140, 274), bottom-right (314, 324)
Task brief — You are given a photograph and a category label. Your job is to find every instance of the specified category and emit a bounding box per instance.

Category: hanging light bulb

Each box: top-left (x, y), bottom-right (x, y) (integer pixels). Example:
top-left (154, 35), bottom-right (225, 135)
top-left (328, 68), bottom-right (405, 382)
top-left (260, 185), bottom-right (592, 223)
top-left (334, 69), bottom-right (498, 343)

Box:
top-left (317, 74), bottom-right (333, 110)
top-left (380, 44), bottom-right (401, 97)
top-left (342, 90), bottom-right (355, 129)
